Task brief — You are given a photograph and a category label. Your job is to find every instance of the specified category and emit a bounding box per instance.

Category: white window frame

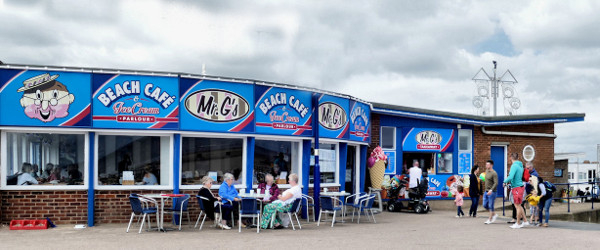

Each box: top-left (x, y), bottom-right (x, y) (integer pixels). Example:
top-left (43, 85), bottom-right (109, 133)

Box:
top-left (458, 129), bottom-right (472, 151)
top-left (179, 132), bottom-right (247, 190)
top-left (94, 130), bottom-right (174, 190)
top-left (380, 126), bottom-right (396, 150)
top-left (253, 136), bottom-right (304, 190)
top-left (309, 139), bottom-right (340, 188)
top-left (1, 128), bottom-right (89, 190)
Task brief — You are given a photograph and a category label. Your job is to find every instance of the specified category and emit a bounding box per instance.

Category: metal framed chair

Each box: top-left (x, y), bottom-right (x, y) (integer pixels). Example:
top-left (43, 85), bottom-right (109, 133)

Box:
top-left (238, 198), bottom-right (260, 233)
top-left (301, 194), bottom-right (315, 222)
top-left (127, 194), bottom-right (158, 234)
top-left (317, 196), bottom-right (342, 227)
top-left (165, 194), bottom-right (191, 230)
top-left (271, 198), bottom-right (303, 230)
top-left (352, 194), bottom-right (377, 224)
top-left (194, 195), bottom-right (222, 231)
top-left (344, 192), bottom-right (367, 222)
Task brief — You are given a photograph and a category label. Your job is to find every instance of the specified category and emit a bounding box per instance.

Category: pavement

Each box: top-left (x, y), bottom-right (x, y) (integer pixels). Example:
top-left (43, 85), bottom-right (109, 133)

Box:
top-left (1, 209), bottom-right (599, 250)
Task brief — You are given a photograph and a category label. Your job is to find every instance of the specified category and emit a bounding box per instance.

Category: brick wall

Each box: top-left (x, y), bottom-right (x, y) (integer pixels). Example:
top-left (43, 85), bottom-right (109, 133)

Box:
top-left (553, 159), bottom-right (568, 185)
top-left (1, 190), bottom-right (87, 224)
top-left (473, 123), bottom-right (557, 182)
top-left (368, 113), bottom-right (381, 155)
top-left (1, 186), bottom-right (339, 225)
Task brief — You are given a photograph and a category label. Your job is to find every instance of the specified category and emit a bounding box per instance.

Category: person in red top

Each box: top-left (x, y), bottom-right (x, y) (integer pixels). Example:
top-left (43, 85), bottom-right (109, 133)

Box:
top-left (258, 174), bottom-right (280, 203)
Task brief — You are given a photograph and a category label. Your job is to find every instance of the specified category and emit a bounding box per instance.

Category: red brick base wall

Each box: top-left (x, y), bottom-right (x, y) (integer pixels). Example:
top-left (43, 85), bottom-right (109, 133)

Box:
top-left (1, 190), bottom-right (87, 224)
top-left (474, 124), bottom-right (556, 182)
top-left (1, 186), bottom-right (339, 225)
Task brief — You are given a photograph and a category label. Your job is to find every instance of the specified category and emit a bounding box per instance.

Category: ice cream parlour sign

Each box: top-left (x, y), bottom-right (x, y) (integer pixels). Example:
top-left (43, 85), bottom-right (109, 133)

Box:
top-left (96, 80), bottom-right (176, 123)
top-left (184, 89), bottom-right (249, 122)
top-left (415, 130), bottom-right (442, 150)
top-left (319, 102), bottom-right (347, 130)
top-left (257, 91), bottom-right (310, 129)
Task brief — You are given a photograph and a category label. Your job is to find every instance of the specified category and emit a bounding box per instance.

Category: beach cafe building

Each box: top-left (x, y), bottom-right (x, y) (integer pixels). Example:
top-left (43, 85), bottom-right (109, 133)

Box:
top-left (369, 103), bottom-right (584, 200)
top-left (0, 63), bottom-right (584, 226)
top-left (0, 64), bottom-right (371, 226)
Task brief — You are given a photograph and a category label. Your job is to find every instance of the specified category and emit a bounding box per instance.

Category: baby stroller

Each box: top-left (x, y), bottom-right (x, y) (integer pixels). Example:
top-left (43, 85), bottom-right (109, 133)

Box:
top-left (387, 175), bottom-right (430, 214)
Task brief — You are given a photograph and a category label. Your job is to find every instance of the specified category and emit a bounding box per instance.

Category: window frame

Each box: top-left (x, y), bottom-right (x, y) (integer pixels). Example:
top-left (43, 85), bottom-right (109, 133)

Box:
top-left (253, 136), bottom-right (303, 190)
top-left (380, 126), bottom-right (396, 150)
top-left (309, 140), bottom-right (340, 188)
top-left (1, 128), bottom-right (89, 190)
top-left (179, 133), bottom-right (247, 190)
top-left (94, 131), bottom-right (174, 190)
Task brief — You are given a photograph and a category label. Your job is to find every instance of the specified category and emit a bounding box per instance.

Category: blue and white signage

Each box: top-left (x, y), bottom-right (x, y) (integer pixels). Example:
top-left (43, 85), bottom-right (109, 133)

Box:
top-left (318, 94), bottom-right (349, 139)
top-left (180, 78), bottom-right (254, 133)
top-left (458, 152), bottom-right (472, 174)
top-left (92, 74), bottom-right (178, 129)
top-left (402, 128), bottom-right (455, 152)
top-left (254, 85), bottom-right (312, 136)
top-left (349, 100), bottom-right (370, 142)
top-left (384, 151), bottom-right (396, 174)
top-left (0, 69), bottom-right (91, 127)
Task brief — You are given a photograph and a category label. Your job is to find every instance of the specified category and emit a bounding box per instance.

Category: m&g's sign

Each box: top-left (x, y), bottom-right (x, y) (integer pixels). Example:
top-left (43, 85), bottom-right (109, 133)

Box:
top-left (319, 102), bottom-right (347, 130)
top-left (415, 131), bottom-right (442, 150)
top-left (402, 128), bottom-right (455, 152)
top-left (184, 89), bottom-right (249, 122)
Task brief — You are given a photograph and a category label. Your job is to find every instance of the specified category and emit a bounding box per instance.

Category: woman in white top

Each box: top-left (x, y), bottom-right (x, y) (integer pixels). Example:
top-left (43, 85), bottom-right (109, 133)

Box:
top-left (259, 173), bottom-right (302, 229)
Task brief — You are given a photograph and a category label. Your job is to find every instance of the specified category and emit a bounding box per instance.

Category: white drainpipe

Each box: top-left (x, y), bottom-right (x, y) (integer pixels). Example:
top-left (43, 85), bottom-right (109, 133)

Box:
top-left (481, 126), bottom-right (557, 138)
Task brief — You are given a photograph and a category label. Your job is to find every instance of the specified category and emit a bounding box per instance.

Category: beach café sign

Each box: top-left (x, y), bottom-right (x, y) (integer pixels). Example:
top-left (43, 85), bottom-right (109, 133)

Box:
top-left (416, 130), bottom-right (442, 150)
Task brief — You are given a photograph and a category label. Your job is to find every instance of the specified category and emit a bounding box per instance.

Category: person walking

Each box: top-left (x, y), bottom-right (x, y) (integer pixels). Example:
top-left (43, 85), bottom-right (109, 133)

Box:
top-left (504, 153), bottom-right (525, 229)
top-left (537, 177), bottom-right (554, 227)
top-left (455, 185), bottom-right (465, 218)
top-left (483, 160), bottom-right (498, 224)
top-left (468, 165), bottom-right (481, 217)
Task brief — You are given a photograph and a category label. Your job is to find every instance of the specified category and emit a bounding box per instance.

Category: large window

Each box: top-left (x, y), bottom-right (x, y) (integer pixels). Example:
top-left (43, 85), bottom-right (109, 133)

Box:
top-left (254, 140), bottom-right (300, 185)
top-left (182, 137), bottom-right (244, 186)
top-left (97, 135), bottom-right (170, 186)
top-left (310, 143), bottom-right (337, 184)
top-left (4, 132), bottom-right (85, 186)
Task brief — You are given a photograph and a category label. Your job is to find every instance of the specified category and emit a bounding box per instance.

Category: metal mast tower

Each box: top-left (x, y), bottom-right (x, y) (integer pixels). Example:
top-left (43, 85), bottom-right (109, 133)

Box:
top-left (472, 61), bottom-right (520, 116)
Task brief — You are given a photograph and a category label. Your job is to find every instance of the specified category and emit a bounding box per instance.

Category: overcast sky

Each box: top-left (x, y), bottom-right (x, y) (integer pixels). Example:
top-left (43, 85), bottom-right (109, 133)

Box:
top-left (1, 0), bottom-right (599, 161)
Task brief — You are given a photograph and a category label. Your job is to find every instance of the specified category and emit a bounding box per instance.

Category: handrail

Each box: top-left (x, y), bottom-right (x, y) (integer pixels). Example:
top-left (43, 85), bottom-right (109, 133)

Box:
top-left (551, 181), bottom-right (598, 213)
top-left (501, 181), bottom-right (598, 214)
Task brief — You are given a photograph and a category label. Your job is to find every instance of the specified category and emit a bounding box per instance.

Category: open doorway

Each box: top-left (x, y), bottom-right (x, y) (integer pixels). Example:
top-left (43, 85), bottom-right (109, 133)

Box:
top-left (402, 152), bottom-right (435, 175)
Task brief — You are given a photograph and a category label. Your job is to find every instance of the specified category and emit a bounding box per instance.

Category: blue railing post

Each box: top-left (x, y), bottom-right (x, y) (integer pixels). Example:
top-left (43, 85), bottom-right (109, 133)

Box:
top-left (567, 183), bottom-right (570, 213)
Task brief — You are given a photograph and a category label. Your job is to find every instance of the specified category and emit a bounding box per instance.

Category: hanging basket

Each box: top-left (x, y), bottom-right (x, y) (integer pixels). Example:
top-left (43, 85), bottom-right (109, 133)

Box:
top-left (369, 160), bottom-right (386, 189)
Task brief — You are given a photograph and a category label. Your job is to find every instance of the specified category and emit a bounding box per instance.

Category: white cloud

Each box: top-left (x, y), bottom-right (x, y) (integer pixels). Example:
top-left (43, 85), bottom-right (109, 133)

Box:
top-left (0, 0), bottom-right (598, 160)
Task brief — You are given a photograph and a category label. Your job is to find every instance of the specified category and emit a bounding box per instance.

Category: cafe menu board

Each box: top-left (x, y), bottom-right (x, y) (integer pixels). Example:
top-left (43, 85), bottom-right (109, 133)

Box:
top-left (319, 148), bottom-right (337, 173)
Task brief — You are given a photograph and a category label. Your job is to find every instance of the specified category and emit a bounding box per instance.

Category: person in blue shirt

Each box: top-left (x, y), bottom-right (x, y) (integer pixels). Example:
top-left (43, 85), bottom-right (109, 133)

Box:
top-left (218, 173), bottom-right (241, 227)
top-left (503, 153), bottom-right (525, 229)
top-left (526, 162), bottom-right (539, 177)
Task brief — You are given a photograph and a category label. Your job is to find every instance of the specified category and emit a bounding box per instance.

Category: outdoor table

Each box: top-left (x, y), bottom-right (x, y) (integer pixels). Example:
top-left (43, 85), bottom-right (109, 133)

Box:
top-left (320, 191), bottom-right (350, 222)
top-left (141, 193), bottom-right (184, 232)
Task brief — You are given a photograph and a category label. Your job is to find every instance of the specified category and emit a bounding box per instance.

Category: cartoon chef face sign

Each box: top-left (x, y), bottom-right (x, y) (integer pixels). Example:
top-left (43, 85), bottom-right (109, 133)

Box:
top-left (18, 73), bottom-right (75, 122)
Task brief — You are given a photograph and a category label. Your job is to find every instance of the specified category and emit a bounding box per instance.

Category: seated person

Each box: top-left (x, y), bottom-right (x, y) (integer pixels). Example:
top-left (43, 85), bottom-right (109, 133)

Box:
top-left (258, 174), bottom-right (280, 203)
top-left (67, 164), bottom-right (83, 184)
top-left (41, 163), bottom-right (54, 180)
top-left (198, 176), bottom-right (230, 229)
top-left (260, 173), bottom-right (302, 229)
top-left (218, 173), bottom-right (241, 227)
top-left (142, 166), bottom-right (158, 185)
top-left (47, 166), bottom-right (62, 182)
top-left (17, 163), bottom-right (38, 185)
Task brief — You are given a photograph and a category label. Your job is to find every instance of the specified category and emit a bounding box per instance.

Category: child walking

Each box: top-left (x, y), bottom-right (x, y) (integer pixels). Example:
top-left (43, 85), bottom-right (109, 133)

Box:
top-left (455, 185), bottom-right (465, 218)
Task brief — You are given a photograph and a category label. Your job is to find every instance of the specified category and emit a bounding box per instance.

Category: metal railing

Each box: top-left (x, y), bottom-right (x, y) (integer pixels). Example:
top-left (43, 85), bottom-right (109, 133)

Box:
top-left (501, 181), bottom-right (598, 215)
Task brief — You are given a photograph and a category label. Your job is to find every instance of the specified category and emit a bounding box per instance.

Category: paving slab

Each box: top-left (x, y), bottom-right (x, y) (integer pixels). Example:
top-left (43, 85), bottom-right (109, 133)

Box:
top-left (1, 210), bottom-right (599, 250)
